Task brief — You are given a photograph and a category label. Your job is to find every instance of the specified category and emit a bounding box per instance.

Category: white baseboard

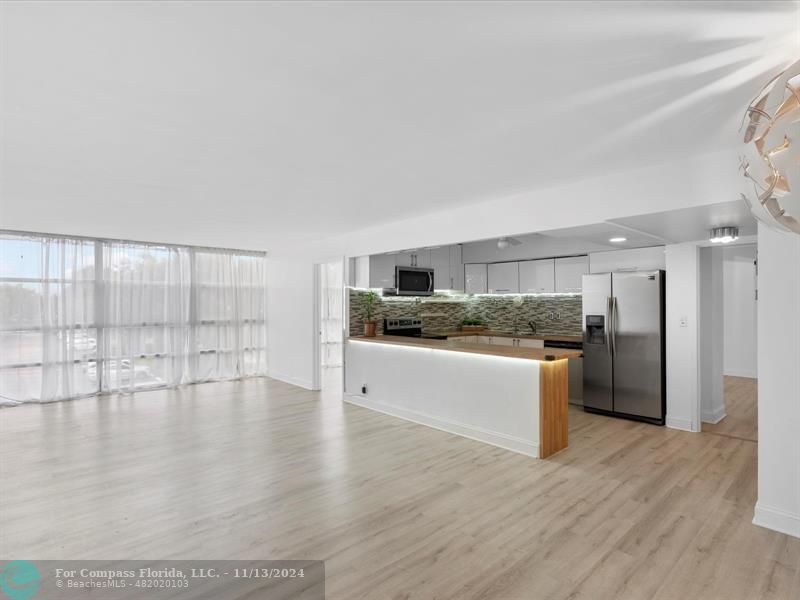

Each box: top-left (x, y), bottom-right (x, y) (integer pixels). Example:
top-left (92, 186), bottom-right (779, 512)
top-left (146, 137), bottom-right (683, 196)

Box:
top-left (344, 393), bottom-right (540, 458)
top-left (724, 369), bottom-right (757, 379)
top-left (701, 405), bottom-right (727, 424)
top-left (753, 502), bottom-right (800, 539)
top-left (267, 371), bottom-right (315, 391)
top-left (666, 416), bottom-right (696, 432)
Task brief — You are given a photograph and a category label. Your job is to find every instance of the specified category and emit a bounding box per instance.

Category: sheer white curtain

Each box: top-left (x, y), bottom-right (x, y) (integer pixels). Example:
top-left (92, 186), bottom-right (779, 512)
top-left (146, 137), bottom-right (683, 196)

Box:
top-left (320, 260), bottom-right (343, 368)
top-left (194, 251), bottom-right (266, 381)
top-left (102, 242), bottom-right (192, 393)
top-left (0, 235), bottom-right (97, 405)
top-left (0, 232), bottom-right (267, 405)
top-left (39, 237), bottom-right (97, 402)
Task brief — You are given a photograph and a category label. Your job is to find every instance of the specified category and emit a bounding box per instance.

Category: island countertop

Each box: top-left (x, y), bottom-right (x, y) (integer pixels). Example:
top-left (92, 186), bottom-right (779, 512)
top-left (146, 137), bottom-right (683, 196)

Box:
top-left (349, 335), bottom-right (582, 361)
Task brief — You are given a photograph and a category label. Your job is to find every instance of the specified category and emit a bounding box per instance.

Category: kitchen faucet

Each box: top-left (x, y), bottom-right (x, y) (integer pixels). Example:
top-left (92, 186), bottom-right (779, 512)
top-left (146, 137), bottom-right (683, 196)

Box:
top-left (528, 320), bottom-right (537, 334)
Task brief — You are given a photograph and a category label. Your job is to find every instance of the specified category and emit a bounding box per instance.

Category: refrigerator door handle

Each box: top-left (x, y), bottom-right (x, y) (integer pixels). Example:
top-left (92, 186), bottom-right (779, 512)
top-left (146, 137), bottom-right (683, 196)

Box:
top-left (611, 296), bottom-right (618, 357)
top-left (606, 296), bottom-right (613, 356)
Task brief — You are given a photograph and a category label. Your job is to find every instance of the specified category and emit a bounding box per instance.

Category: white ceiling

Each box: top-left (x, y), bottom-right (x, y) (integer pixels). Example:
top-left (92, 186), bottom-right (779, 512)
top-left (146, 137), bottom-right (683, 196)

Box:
top-left (1, 1), bottom-right (796, 251)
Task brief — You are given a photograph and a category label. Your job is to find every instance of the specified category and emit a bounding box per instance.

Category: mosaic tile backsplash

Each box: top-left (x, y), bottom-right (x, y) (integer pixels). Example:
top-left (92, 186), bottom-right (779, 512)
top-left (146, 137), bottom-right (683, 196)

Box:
top-left (348, 289), bottom-right (582, 337)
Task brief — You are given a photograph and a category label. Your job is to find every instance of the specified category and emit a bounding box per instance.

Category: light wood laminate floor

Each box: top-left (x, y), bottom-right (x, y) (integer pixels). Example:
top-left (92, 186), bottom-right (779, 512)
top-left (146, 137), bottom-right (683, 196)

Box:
top-left (1, 374), bottom-right (797, 600)
top-left (702, 376), bottom-right (758, 442)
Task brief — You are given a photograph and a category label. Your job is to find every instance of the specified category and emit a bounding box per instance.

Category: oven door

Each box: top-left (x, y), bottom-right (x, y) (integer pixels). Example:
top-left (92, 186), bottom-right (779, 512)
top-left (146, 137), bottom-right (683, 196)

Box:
top-left (396, 267), bottom-right (434, 296)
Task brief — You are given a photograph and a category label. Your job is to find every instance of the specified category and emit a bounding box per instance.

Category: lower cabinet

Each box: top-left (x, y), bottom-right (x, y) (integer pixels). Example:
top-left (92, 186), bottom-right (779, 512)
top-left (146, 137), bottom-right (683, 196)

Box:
top-left (449, 335), bottom-right (478, 344)
top-left (568, 357), bottom-right (583, 405)
top-left (517, 338), bottom-right (544, 348)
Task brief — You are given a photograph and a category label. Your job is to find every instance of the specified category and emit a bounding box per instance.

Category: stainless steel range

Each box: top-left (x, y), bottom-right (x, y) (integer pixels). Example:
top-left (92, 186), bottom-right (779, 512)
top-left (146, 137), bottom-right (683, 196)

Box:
top-left (383, 318), bottom-right (447, 340)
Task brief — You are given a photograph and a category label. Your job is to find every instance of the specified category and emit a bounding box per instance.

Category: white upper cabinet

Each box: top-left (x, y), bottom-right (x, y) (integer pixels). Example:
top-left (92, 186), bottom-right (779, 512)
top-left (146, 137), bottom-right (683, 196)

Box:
top-left (488, 262), bottom-right (520, 294)
top-left (396, 249), bottom-right (430, 268)
top-left (369, 254), bottom-right (396, 289)
top-left (518, 259), bottom-right (555, 293)
top-left (554, 256), bottom-right (589, 293)
top-left (395, 251), bottom-right (414, 267)
top-left (368, 244), bottom-right (463, 291)
top-left (429, 246), bottom-right (451, 290)
top-left (450, 244), bottom-right (464, 291)
top-left (415, 249), bottom-right (431, 268)
top-left (464, 263), bottom-right (488, 294)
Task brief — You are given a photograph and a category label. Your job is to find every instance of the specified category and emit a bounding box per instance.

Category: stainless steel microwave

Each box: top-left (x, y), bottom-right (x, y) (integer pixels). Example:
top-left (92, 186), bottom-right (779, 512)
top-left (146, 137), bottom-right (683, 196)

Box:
top-left (395, 266), bottom-right (434, 296)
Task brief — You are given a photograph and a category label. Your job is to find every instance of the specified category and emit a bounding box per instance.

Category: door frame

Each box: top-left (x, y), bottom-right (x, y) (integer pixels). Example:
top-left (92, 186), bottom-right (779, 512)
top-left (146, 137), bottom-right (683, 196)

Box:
top-left (312, 256), bottom-right (347, 391)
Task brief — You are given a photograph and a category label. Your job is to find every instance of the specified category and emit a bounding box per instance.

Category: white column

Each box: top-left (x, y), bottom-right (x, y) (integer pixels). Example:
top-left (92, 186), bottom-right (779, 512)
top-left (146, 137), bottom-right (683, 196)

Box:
top-left (754, 224), bottom-right (800, 538)
top-left (664, 243), bottom-right (701, 432)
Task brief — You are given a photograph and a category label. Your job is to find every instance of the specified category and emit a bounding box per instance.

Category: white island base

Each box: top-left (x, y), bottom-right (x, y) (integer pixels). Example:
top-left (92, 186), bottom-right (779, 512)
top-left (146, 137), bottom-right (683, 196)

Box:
top-left (344, 337), bottom-right (570, 458)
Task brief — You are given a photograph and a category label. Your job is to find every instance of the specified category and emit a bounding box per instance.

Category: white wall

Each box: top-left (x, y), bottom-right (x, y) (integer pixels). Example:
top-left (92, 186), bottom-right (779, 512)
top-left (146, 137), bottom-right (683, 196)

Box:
top-left (753, 225), bottom-right (800, 539)
top-left (664, 243), bottom-right (700, 432)
top-left (266, 257), bottom-right (317, 390)
top-left (588, 246), bottom-right (666, 273)
top-left (699, 246), bottom-right (725, 423)
top-left (722, 245), bottom-right (757, 378)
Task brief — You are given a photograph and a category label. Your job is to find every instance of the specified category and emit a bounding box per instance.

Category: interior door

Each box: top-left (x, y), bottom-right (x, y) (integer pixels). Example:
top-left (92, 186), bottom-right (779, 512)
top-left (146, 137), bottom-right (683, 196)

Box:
top-left (611, 271), bottom-right (664, 420)
top-left (582, 273), bottom-right (613, 412)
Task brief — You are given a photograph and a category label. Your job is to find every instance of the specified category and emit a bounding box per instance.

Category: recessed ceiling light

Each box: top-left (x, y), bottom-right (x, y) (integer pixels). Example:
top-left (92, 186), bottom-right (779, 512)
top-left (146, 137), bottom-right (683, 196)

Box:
top-left (709, 226), bottom-right (739, 244)
top-left (609, 237), bottom-right (627, 243)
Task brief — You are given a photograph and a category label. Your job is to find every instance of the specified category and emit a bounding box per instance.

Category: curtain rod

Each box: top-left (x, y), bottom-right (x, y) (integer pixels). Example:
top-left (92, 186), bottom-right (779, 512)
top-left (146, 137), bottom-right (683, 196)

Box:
top-left (0, 229), bottom-right (267, 257)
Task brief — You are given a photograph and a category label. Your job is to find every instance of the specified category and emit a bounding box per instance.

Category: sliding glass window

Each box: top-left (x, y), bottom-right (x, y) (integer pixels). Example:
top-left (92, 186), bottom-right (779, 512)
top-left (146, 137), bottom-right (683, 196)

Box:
top-left (0, 232), bottom-right (266, 405)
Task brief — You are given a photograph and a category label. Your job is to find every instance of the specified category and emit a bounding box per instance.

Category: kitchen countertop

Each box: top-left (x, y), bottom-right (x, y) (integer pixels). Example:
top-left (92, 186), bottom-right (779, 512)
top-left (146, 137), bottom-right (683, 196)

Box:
top-left (349, 335), bottom-right (583, 361)
top-left (432, 330), bottom-right (583, 343)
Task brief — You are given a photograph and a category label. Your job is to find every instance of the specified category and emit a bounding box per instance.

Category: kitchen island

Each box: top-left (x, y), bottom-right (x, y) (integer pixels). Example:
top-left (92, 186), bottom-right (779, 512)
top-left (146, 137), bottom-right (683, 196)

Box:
top-left (344, 335), bottom-right (581, 458)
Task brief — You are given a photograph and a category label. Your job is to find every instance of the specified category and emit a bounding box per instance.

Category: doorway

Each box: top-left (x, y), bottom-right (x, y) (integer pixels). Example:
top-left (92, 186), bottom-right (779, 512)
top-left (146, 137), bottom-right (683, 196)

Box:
top-left (317, 258), bottom-right (345, 398)
top-left (700, 244), bottom-right (758, 442)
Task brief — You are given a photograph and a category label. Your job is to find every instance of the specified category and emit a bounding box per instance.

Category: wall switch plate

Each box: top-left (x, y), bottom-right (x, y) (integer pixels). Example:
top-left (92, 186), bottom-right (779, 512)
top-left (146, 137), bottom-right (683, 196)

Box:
top-left (679, 317), bottom-right (688, 328)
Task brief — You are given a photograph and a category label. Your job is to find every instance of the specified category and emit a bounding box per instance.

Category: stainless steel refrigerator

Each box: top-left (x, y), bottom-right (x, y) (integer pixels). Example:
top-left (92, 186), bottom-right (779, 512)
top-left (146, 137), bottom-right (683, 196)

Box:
top-left (582, 271), bottom-right (666, 425)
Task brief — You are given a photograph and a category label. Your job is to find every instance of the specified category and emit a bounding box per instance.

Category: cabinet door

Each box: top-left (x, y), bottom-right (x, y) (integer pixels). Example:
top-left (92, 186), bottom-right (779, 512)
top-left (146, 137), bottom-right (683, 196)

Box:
top-left (517, 338), bottom-right (544, 349)
top-left (555, 256), bottom-right (589, 293)
top-left (429, 247), bottom-right (451, 290)
top-left (450, 335), bottom-right (477, 344)
top-left (369, 254), bottom-right (396, 288)
top-left (464, 264), bottom-right (488, 294)
top-left (449, 245), bottom-right (464, 291)
top-left (518, 259), bottom-right (555, 293)
top-left (492, 337), bottom-right (515, 346)
top-left (477, 336), bottom-right (493, 344)
top-left (395, 251), bottom-right (415, 267)
top-left (488, 262), bottom-right (519, 294)
top-left (415, 249), bottom-right (431, 268)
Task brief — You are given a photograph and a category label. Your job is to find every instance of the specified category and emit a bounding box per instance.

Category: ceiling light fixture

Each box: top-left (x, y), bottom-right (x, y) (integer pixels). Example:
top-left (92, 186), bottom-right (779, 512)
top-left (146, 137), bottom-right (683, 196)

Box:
top-left (740, 57), bottom-right (800, 235)
top-left (609, 237), bottom-right (627, 243)
top-left (709, 226), bottom-right (739, 244)
top-left (497, 236), bottom-right (522, 249)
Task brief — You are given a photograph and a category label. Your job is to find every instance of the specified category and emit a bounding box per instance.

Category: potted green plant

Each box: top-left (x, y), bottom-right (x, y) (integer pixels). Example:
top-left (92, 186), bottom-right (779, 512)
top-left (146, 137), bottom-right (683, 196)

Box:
top-left (363, 290), bottom-right (378, 337)
top-left (460, 318), bottom-right (486, 333)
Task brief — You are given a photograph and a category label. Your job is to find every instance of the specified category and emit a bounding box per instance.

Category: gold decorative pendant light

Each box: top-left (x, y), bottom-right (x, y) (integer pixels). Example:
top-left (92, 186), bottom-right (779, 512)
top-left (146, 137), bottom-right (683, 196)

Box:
top-left (740, 57), bottom-right (800, 234)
